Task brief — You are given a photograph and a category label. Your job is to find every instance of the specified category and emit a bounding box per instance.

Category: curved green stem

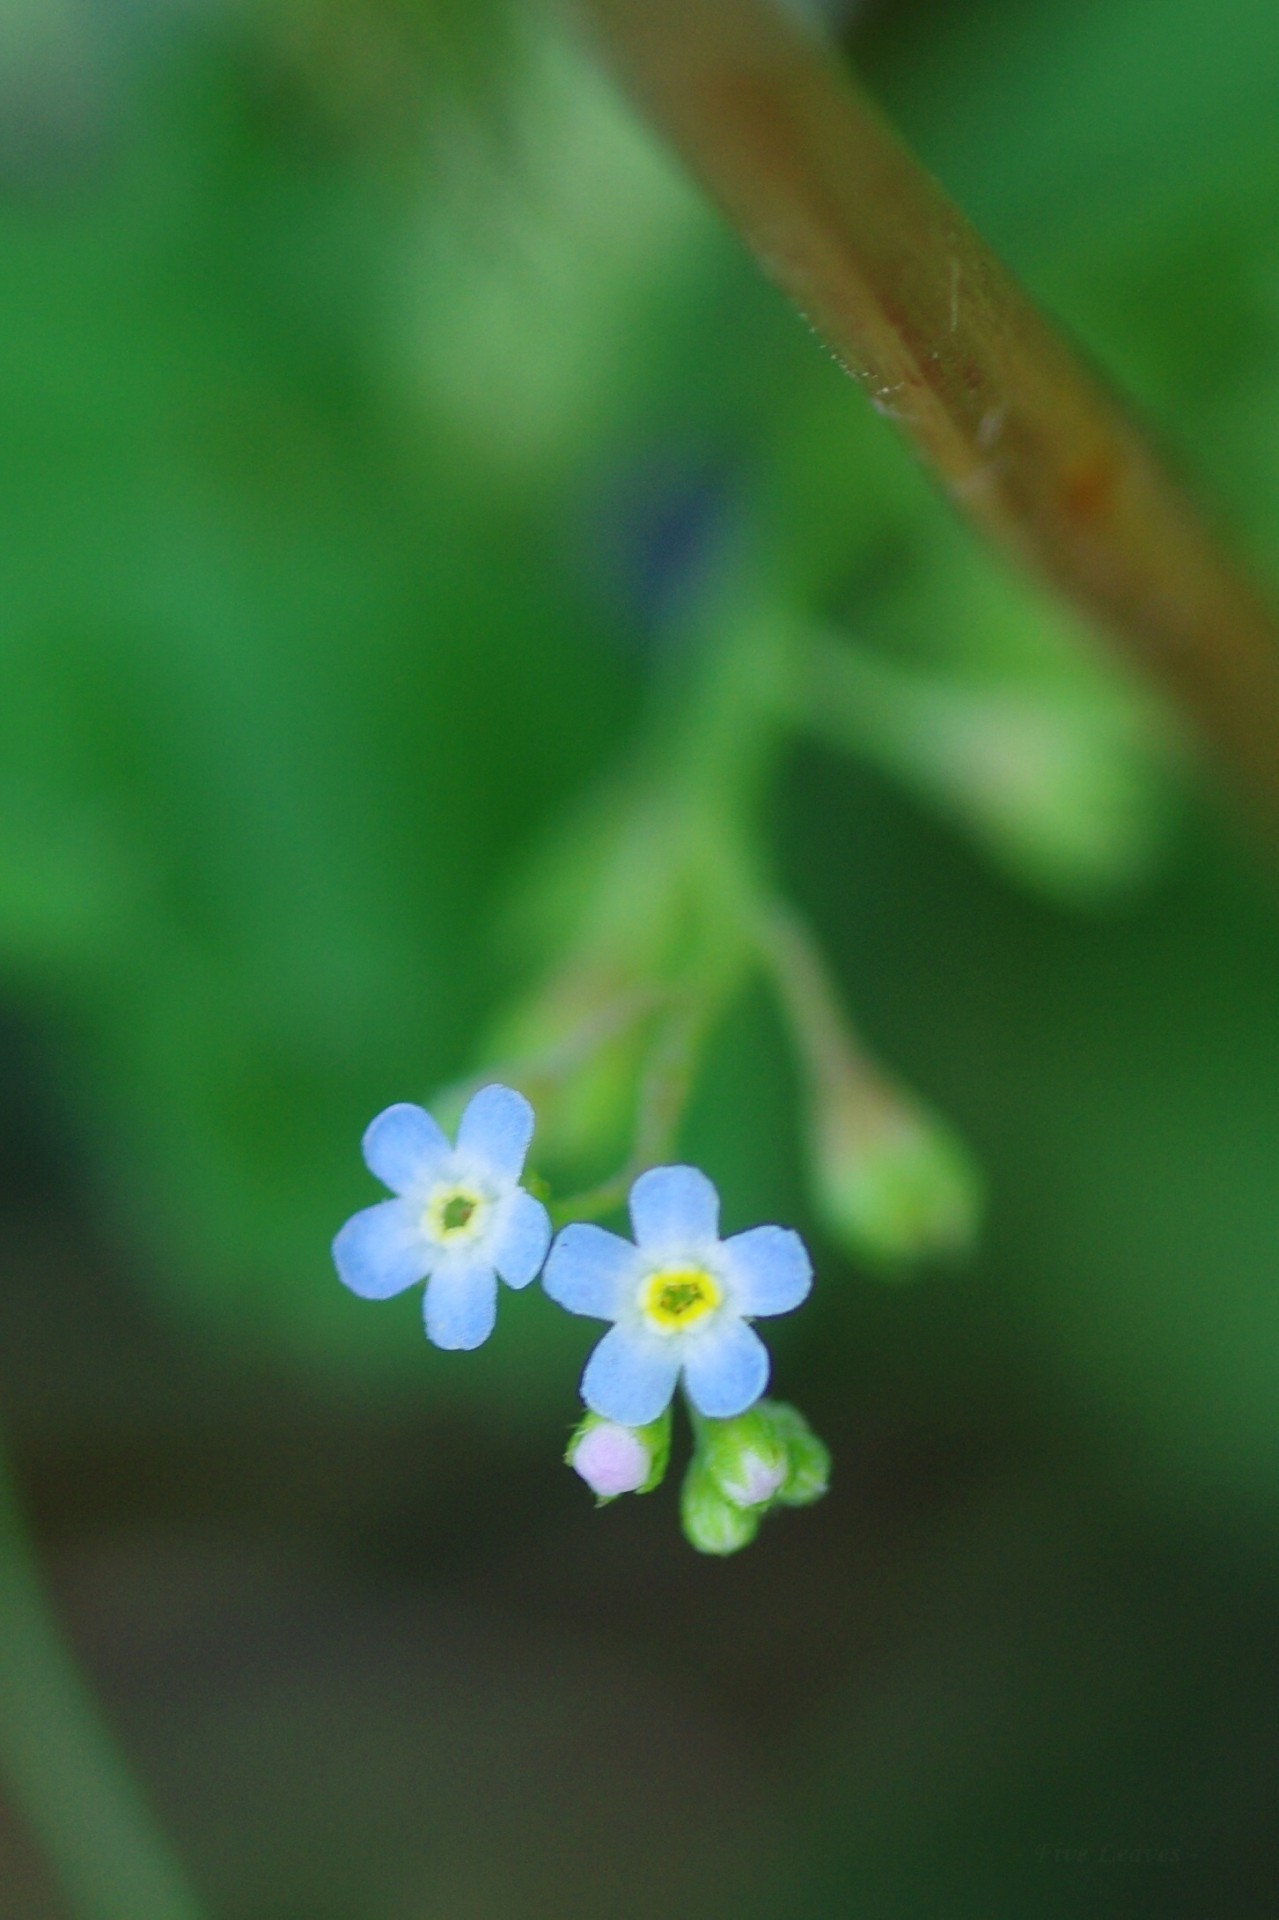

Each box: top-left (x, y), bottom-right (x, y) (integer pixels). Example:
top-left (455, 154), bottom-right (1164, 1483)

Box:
top-left (550, 989), bottom-right (716, 1223)
top-left (0, 1431), bottom-right (206, 1920)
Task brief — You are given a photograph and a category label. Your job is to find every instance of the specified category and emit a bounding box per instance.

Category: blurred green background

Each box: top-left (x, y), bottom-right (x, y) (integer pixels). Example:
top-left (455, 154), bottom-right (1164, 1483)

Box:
top-left (3, 0), bottom-right (1279, 1913)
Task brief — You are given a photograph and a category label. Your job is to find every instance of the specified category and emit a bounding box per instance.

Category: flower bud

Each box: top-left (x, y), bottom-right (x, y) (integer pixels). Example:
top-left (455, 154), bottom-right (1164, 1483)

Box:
top-left (695, 1405), bottom-right (789, 1510)
top-left (803, 638), bottom-right (1171, 906)
top-left (759, 903), bottom-right (981, 1271)
top-left (765, 1402), bottom-right (832, 1508)
top-left (926, 690), bottom-right (1168, 906)
top-left (810, 1082), bottom-right (982, 1269)
top-left (567, 1408), bottom-right (670, 1503)
top-left (679, 1458), bottom-right (761, 1555)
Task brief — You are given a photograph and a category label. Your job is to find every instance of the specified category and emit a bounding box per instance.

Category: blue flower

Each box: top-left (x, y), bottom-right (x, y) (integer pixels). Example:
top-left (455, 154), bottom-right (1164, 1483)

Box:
top-left (333, 1085), bottom-right (551, 1350)
top-left (542, 1165), bottom-right (813, 1425)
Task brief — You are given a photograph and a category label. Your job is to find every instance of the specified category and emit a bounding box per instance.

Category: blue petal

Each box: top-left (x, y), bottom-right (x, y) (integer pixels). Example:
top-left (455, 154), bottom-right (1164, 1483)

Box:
top-left (723, 1226), bottom-right (812, 1317)
top-left (490, 1188), bottom-right (551, 1290)
top-left (581, 1324), bottom-right (681, 1425)
top-left (628, 1164), bottom-right (719, 1253)
top-left (362, 1103), bottom-right (449, 1195)
top-left (682, 1319), bottom-right (770, 1418)
top-left (543, 1224), bottom-right (638, 1319)
top-left (424, 1258), bottom-right (499, 1350)
top-left (333, 1199), bottom-right (431, 1299)
top-left (457, 1084), bottom-right (534, 1182)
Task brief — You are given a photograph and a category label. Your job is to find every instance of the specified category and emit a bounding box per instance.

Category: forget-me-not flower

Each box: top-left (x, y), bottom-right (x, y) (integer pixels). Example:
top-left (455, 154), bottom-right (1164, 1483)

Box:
top-left (333, 1085), bottom-right (550, 1350)
top-left (542, 1165), bottom-right (812, 1425)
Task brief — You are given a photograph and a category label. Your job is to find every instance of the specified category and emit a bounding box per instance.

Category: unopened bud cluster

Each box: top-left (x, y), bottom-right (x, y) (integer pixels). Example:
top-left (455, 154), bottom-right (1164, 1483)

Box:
top-left (681, 1401), bottom-right (830, 1554)
top-left (567, 1397), bottom-right (829, 1556)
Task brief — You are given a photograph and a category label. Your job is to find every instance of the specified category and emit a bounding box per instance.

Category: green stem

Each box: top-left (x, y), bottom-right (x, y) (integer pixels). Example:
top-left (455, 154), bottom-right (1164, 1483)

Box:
top-left (754, 896), bottom-right (887, 1119)
top-left (550, 990), bottom-right (716, 1223)
top-left (0, 1432), bottom-right (206, 1920)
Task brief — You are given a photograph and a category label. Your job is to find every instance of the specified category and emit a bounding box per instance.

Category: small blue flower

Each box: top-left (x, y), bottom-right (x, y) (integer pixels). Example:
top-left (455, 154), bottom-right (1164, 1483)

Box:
top-left (333, 1085), bottom-right (550, 1350)
top-left (542, 1165), bottom-right (813, 1425)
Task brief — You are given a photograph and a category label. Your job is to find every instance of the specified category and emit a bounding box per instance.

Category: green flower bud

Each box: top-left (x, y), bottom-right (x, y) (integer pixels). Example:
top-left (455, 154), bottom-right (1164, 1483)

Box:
top-left (759, 903), bottom-right (982, 1272)
top-left (567, 1407), bottom-right (671, 1504)
top-left (695, 1405), bottom-right (789, 1510)
top-left (811, 1085), bottom-right (982, 1270)
top-left (680, 1458), bottom-right (761, 1556)
top-left (764, 1402), bottom-right (832, 1508)
top-left (801, 638), bottom-right (1171, 907)
top-left (923, 691), bottom-right (1168, 906)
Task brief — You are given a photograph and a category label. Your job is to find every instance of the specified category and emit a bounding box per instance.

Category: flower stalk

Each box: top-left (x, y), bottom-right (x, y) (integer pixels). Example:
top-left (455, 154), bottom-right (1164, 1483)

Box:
top-left (0, 1431), bottom-right (205, 1920)
top-left (573, 0), bottom-right (1279, 837)
top-left (758, 900), bottom-right (981, 1266)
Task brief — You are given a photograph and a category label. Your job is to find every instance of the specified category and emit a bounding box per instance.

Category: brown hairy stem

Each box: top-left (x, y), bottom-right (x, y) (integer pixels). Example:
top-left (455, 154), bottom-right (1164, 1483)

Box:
top-left (575, 0), bottom-right (1279, 834)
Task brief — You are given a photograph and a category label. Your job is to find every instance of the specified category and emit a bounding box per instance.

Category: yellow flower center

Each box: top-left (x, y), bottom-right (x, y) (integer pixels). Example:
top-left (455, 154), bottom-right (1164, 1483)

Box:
top-left (640, 1265), bottom-right (722, 1334)
top-left (425, 1185), bottom-right (485, 1243)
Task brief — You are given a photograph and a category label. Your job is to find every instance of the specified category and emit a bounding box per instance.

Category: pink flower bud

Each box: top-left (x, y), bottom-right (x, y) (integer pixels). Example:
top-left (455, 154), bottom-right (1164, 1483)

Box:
top-left (571, 1422), bottom-right (651, 1498)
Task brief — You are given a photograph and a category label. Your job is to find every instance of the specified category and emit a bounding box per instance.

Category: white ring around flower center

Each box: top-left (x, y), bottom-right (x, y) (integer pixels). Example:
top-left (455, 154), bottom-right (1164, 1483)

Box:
top-left (423, 1182), bottom-right (489, 1247)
